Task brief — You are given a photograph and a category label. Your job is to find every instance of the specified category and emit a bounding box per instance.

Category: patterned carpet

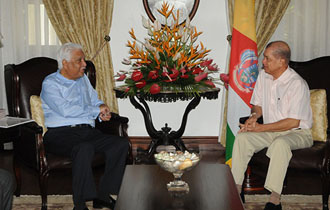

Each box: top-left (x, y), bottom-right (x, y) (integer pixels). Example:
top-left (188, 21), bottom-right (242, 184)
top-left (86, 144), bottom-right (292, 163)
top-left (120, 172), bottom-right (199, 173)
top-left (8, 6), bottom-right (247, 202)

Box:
top-left (12, 194), bottom-right (326, 210)
top-left (245, 195), bottom-right (325, 210)
top-left (12, 195), bottom-right (91, 210)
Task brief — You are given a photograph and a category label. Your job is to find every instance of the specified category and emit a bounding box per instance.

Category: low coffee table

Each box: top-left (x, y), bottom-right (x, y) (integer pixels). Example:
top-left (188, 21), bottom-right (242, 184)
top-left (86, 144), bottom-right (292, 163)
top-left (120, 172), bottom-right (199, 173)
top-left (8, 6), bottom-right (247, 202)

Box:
top-left (115, 163), bottom-right (244, 210)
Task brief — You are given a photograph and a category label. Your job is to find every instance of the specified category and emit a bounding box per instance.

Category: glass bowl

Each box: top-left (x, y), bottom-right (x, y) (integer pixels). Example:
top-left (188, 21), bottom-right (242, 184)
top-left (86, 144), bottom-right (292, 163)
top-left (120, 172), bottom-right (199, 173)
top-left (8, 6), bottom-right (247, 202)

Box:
top-left (154, 150), bottom-right (200, 192)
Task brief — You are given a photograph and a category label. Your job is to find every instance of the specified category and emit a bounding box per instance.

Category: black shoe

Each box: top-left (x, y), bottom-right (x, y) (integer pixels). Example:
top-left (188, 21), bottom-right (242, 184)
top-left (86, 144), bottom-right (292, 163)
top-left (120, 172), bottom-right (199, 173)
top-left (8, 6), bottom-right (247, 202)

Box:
top-left (73, 208), bottom-right (89, 210)
top-left (240, 191), bottom-right (245, 203)
top-left (264, 202), bottom-right (282, 210)
top-left (93, 197), bottom-right (116, 209)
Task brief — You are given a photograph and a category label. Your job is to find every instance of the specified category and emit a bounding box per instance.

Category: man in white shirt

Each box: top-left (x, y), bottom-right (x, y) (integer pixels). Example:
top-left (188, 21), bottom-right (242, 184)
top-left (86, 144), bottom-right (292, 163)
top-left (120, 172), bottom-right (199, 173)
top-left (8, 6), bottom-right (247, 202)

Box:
top-left (231, 41), bottom-right (313, 210)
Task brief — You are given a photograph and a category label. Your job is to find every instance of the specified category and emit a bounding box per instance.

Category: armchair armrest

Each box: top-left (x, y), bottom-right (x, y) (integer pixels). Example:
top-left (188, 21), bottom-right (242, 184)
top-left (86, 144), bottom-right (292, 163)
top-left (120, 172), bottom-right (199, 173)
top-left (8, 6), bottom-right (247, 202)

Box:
top-left (15, 121), bottom-right (45, 170)
top-left (23, 121), bottom-right (43, 134)
top-left (95, 112), bottom-right (129, 137)
top-left (110, 112), bottom-right (129, 124)
top-left (323, 139), bottom-right (330, 176)
top-left (239, 116), bottom-right (264, 125)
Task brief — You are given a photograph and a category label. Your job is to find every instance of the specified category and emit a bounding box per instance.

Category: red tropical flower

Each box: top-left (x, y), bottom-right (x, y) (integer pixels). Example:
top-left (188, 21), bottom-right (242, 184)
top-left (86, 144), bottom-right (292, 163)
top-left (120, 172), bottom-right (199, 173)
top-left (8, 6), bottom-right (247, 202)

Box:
top-left (162, 72), bottom-right (169, 77)
top-left (116, 74), bottom-right (126, 81)
top-left (200, 59), bottom-right (213, 67)
top-left (180, 68), bottom-right (186, 74)
top-left (204, 80), bottom-right (215, 88)
top-left (220, 73), bottom-right (229, 83)
top-left (192, 67), bottom-right (203, 74)
top-left (220, 73), bottom-right (229, 89)
top-left (131, 70), bottom-right (143, 81)
top-left (150, 83), bottom-right (161, 94)
top-left (148, 70), bottom-right (159, 79)
top-left (194, 73), bottom-right (208, 82)
top-left (207, 63), bottom-right (218, 71)
top-left (169, 69), bottom-right (179, 79)
top-left (136, 80), bottom-right (146, 88)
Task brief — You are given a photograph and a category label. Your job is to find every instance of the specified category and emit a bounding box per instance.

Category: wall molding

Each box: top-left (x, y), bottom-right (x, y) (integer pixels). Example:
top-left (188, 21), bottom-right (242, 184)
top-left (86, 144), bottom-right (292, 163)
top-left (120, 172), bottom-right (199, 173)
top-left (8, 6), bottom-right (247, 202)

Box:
top-left (130, 136), bottom-right (223, 151)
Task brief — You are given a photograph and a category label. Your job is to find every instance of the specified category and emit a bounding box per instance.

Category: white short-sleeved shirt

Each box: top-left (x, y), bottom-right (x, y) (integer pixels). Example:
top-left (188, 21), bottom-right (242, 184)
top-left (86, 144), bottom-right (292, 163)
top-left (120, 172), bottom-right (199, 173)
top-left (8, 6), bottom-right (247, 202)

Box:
top-left (250, 67), bottom-right (312, 129)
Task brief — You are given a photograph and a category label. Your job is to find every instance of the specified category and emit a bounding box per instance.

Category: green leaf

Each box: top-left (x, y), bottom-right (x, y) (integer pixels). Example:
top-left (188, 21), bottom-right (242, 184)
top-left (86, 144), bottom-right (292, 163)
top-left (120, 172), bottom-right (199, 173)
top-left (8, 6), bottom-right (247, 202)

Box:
top-left (159, 52), bottom-right (166, 62)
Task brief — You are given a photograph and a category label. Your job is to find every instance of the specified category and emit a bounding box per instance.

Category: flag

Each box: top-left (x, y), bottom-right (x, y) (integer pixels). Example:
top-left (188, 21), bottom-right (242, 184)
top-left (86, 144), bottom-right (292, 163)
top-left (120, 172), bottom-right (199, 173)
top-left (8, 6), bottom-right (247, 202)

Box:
top-left (225, 0), bottom-right (259, 167)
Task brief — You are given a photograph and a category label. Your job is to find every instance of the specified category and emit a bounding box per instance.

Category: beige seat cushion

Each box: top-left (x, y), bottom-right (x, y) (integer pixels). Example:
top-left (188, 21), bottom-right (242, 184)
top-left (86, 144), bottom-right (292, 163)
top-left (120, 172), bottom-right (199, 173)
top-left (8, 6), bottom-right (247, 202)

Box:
top-left (310, 89), bottom-right (328, 141)
top-left (30, 95), bottom-right (47, 135)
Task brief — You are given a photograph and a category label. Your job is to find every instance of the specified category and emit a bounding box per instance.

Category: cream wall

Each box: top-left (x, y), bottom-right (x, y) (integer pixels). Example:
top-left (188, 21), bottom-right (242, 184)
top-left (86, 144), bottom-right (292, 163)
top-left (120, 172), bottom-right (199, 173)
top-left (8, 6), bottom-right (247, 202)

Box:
top-left (110, 0), bottom-right (229, 136)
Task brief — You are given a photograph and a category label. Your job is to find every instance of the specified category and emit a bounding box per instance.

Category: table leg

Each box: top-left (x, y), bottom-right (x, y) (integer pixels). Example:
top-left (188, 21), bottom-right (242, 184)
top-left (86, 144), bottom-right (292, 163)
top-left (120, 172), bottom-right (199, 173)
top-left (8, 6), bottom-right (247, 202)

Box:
top-left (130, 95), bottom-right (201, 163)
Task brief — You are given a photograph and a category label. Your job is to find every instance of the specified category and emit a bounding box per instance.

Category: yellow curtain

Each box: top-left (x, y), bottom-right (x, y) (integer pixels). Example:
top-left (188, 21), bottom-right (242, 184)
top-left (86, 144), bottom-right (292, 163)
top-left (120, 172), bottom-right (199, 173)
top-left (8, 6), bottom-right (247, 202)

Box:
top-left (220, 0), bottom-right (290, 146)
top-left (255, 0), bottom-right (291, 54)
top-left (227, 0), bottom-right (290, 55)
top-left (43, 0), bottom-right (118, 113)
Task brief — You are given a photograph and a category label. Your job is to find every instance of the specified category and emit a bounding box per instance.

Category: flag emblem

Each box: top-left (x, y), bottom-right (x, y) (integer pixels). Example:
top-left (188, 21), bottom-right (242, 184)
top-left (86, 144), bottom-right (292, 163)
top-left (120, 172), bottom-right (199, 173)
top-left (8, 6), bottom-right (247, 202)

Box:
top-left (233, 49), bottom-right (258, 93)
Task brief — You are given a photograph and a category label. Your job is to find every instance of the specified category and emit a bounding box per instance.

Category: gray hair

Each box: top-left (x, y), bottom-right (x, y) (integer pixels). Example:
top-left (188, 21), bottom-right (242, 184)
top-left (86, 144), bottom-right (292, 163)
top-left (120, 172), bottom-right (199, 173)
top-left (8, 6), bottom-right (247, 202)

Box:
top-left (265, 41), bottom-right (291, 64)
top-left (57, 42), bottom-right (83, 69)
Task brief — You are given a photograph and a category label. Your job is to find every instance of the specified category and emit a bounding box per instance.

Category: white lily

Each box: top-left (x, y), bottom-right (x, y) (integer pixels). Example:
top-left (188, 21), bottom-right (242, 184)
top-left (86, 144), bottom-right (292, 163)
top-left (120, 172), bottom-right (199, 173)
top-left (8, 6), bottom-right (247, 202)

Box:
top-left (144, 40), bottom-right (155, 52)
top-left (142, 16), bottom-right (150, 29)
top-left (182, 30), bottom-right (189, 43)
top-left (185, 17), bottom-right (191, 28)
top-left (130, 66), bottom-right (140, 70)
top-left (162, 66), bottom-right (168, 73)
top-left (148, 28), bottom-right (153, 36)
top-left (135, 44), bottom-right (142, 52)
top-left (154, 20), bottom-right (161, 31)
top-left (155, 51), bottom-right (160, 60)
top-left (178, 26), bottom-right (184, 37)
top-left (169, 19), bottom-right (175, 30)
top-left (173, 53), bottom-right (181, 61)
top-left (122, 58), bottom-right (131, 65)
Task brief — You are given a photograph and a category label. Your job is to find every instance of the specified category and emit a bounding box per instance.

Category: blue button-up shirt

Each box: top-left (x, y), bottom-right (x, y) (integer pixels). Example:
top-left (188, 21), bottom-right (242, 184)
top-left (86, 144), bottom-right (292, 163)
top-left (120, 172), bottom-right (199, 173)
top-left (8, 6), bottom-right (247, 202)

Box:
top-left (41, 70), bottom-right (104, 128)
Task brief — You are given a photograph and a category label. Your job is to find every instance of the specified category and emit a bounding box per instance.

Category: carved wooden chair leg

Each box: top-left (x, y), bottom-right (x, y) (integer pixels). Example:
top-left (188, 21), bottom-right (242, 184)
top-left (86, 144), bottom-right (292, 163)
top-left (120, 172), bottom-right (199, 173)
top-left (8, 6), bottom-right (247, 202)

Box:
top-left (321, 172), bottom-right (330, 210)
top-left (39, 172), bottom-right (49, 210)
top-left (126, 140), bottom-right (134, 164)
top-left (243, 166), bottom-right (264, 192)
top-left (13, 159), bottom-right (21, 196)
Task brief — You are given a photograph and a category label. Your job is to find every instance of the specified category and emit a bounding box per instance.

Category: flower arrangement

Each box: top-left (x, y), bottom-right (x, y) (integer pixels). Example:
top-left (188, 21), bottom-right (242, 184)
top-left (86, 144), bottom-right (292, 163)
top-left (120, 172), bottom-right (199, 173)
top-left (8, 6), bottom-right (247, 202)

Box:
top-left (115, 2), bottom-right (220, 95)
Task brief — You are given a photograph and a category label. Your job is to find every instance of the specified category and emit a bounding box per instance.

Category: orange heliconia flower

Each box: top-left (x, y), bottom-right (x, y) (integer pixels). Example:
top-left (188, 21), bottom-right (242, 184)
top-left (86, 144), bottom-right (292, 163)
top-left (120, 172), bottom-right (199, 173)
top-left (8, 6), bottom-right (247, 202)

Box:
top-left (157, 2), bottom-right (174, 18)
top-left (129, 28), bottom-right (136, 40)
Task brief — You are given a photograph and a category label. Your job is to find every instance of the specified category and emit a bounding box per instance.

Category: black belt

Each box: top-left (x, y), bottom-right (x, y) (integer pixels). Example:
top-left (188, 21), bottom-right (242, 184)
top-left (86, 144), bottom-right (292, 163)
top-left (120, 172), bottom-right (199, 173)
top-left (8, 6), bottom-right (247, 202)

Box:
top-left (47, 124), bottom-right (92, 129)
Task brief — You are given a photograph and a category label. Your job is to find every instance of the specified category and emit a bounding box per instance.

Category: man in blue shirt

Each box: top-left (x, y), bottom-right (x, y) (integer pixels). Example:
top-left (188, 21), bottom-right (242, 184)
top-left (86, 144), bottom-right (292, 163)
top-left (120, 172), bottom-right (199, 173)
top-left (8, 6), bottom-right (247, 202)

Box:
top-left (41, 42), bottom-right (129, 210)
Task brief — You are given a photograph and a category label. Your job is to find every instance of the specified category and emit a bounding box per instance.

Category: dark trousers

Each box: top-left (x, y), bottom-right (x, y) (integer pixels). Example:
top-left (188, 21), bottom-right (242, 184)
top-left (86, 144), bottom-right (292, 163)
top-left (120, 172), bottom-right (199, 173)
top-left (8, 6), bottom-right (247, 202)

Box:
top-left (0, 169), bottom-right (15, 210)
top-left (44, 126), bottom-right (129, 209)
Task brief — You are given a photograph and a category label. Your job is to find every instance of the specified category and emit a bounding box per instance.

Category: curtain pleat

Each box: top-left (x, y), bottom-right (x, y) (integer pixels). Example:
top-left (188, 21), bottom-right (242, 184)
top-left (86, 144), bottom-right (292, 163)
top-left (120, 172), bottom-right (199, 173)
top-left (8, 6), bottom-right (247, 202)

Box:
top-left (255, 0), bottom-right (291, 54)
top-left (42, 0), bottom-right (118, 113)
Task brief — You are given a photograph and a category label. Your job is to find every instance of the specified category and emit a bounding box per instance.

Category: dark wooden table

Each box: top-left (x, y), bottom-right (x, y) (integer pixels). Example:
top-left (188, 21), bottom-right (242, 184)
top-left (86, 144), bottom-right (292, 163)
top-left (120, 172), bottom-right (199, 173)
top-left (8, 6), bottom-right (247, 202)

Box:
top-left (114, 86), bottom-right (220, 164)
top-left (115, 163), bottom-right (244, 210)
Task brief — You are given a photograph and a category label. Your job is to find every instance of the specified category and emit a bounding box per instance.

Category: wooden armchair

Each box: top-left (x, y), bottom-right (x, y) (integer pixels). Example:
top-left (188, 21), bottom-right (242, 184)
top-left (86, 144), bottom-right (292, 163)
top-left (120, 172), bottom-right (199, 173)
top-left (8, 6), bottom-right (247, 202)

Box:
top-left (243, 56), bottom-right (330, 210)
top-left (4, 57), bottom-right (133, 210)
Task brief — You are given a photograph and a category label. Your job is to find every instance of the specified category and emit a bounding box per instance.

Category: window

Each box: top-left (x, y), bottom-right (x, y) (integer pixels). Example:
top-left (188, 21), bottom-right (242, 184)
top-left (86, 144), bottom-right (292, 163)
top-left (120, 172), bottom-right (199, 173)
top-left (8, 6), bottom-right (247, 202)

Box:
top-left (27, 3), bottom-right (61, 46)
